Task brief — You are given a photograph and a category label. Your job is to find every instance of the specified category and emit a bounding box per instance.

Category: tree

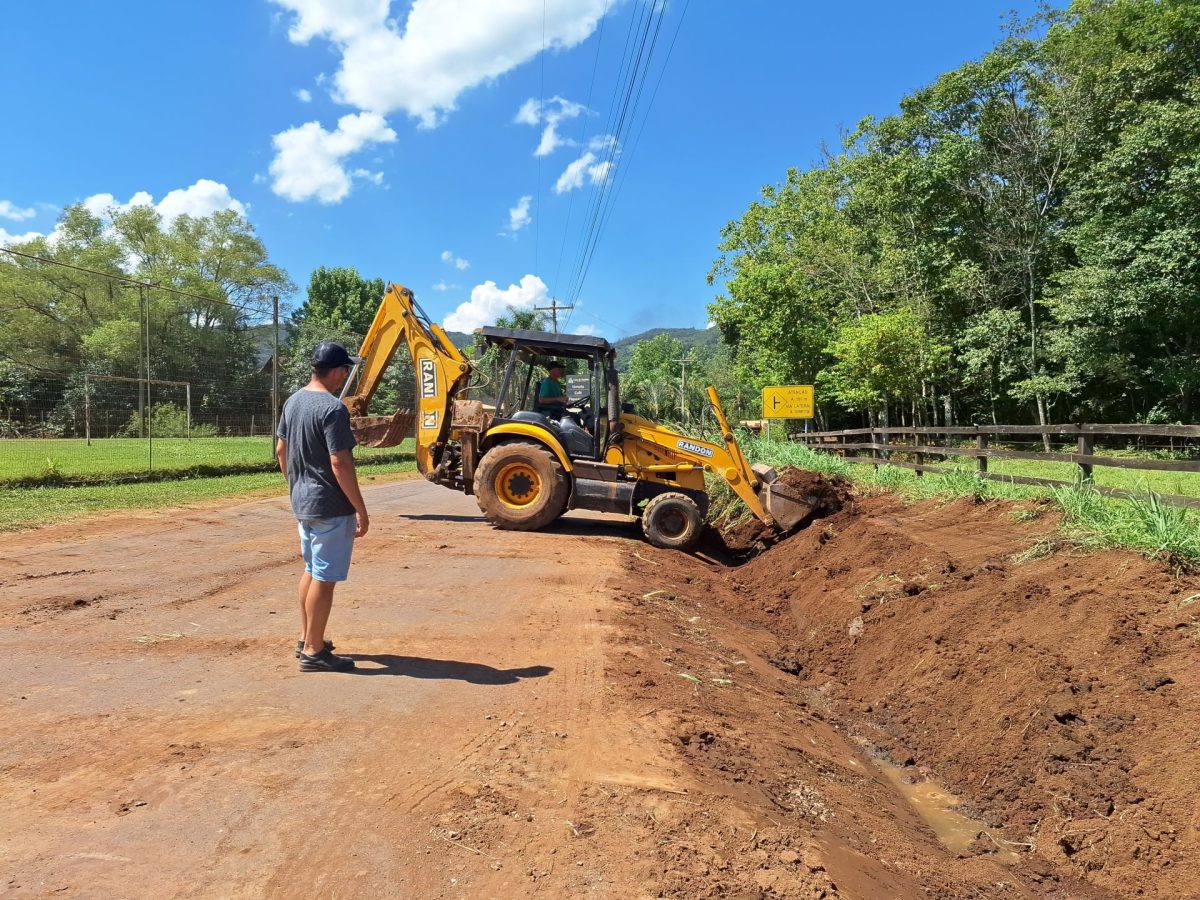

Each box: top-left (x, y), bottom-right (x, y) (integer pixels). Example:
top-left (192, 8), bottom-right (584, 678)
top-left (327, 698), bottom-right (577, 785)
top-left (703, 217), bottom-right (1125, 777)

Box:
top-left (0, 204), bottom-right (292, 431)
top-left (624, 334), bottom-right (685, 421)
top-left (1043, 0), bottom-right (1200, 421)
top-left (820, 309), bottom-right (950, 426)
top-left (292, 266), bottom-right (385, 336)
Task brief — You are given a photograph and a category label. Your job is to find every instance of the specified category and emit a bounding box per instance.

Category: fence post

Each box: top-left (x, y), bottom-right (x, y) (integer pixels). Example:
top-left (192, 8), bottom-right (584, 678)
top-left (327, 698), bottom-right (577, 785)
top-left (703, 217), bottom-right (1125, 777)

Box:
top-left (271, 295), bottom-right (280, 460)
top-left (915, 427), bottom-right (924, 477)
top-left (84, 375), bottom-right (91, 446)
top-left (1078, 431), bottom-right (1094, 483)
top-left (186, 383), bottom-right (192, 440)
top-left (142, 284), bottom-right (153, 474)
top-left (977, 430), bottom-right (988, 476)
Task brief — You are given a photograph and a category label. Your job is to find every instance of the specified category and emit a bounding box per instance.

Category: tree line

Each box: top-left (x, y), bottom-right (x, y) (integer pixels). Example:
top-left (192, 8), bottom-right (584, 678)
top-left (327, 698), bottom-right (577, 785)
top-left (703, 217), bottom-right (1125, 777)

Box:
top-left (0, 205), bottom-right (292, 435)
top-left (709, 0), bottom-right (1199, 431)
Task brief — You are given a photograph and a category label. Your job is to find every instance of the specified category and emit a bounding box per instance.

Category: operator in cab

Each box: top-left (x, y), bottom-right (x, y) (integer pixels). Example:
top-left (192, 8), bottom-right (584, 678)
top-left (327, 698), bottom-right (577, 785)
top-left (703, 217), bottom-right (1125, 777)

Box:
top-left (535, 360), bottom-right (569, 418)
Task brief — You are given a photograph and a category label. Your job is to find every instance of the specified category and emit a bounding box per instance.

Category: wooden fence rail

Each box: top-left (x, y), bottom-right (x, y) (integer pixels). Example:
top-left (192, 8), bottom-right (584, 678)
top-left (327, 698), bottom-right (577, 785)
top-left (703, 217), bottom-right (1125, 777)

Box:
top-left (788, 424), bottom-right (1200, 510)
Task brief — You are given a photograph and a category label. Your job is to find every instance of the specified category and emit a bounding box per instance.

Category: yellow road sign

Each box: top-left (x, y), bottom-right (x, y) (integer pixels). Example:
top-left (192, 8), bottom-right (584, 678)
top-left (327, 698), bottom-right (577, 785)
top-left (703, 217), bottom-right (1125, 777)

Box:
top-left (762, 385), bottom-right (814, 419)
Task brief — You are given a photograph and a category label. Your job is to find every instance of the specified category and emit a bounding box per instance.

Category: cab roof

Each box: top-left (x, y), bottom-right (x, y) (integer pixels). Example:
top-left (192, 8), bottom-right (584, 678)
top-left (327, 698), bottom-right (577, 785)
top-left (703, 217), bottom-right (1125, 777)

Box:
top-left (475, 326), bottom-right (615, 358)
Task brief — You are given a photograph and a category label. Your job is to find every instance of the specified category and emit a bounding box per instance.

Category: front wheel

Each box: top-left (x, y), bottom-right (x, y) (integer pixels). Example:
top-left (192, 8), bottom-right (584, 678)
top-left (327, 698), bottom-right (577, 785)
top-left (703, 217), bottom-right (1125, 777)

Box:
top-left (641, 492), bottom-right (704, 551)
top-left (474, 440), bottom-right (569, 531)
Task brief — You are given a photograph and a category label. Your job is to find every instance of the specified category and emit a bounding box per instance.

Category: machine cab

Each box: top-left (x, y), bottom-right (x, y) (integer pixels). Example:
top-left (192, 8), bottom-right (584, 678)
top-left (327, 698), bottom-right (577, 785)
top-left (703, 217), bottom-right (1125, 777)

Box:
top-left (474, 327), bottom-right (619, 462)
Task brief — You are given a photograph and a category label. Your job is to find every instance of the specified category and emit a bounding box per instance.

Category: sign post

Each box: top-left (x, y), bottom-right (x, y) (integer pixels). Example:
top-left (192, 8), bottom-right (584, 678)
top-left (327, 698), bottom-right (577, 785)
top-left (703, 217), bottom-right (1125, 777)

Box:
top-left (762, 385), bottom-right (815, 441)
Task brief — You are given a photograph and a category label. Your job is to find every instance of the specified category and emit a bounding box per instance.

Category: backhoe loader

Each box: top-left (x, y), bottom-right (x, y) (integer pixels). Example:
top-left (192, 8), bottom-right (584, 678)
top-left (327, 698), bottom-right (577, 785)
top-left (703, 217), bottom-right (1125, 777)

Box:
top-left (340, 283), bottom-right (812, 550)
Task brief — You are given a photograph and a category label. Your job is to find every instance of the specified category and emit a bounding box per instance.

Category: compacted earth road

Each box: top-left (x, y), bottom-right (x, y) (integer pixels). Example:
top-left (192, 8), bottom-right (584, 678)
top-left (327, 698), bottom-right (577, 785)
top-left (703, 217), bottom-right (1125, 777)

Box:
top-left (3, 477), bottom-right (1196, 898)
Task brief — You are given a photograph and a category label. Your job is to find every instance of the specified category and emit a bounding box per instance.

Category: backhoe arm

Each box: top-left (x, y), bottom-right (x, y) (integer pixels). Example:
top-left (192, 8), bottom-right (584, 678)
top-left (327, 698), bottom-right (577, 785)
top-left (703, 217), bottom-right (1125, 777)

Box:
top-left (341, 283), bottom-right (471, 475)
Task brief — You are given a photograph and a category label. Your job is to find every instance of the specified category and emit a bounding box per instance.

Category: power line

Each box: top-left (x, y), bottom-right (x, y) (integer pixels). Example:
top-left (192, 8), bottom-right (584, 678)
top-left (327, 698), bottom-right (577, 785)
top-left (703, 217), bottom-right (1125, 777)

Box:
top-left (536, 0), bottom-right (547, 276)
top-left (552, 0), bottom-right (612, 298)
top-left (0, 246), bottom-right (271, 317)
top-left (559, 0), bottom-right (651, 313)
top-left (569, 0), bottom-right (690, 307)
top-left (564, 1), bottom-right (657, 300)
top-left (564, 0), bottom-right (669, 309)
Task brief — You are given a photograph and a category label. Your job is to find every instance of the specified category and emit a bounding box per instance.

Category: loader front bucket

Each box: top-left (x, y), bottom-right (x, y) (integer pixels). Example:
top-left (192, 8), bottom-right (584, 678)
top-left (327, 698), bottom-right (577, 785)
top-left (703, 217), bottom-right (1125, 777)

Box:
top-left (350, 409), bottom-right (416, 449)
top-left (751, 464), bottom-right (817, 532)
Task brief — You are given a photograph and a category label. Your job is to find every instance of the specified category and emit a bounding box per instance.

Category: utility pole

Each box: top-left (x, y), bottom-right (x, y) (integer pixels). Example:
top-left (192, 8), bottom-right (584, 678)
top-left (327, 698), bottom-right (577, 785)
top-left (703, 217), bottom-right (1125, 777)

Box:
top-left (534, 298), bottom-right (574, 333)
top-left (271, 295), bottom-right (280, 455)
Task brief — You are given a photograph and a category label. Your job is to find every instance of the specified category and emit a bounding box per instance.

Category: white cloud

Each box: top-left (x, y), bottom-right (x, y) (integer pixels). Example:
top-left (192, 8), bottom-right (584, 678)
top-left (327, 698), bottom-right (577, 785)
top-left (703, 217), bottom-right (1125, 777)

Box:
top-left (79, 180), bottom-right (246, 224)
top-left (271, 0), bottom-right (611, 128)
top-left (295, 88), bottom-right (313, 103)
top-left (441, 249), bottom-right (470, 270)
top-left (554, 151), bottom-right (614, 194)
top-left (0, 180), bottom-right (248, 248)
top-left (508, 195), bottom-right (532, 233)
top-left (514, 98), bottom-right (541, 126)
top-left (432, 280), bottom-right (451, 291)
top-left (269, 112), bottom-right (396, 203)
top-left (515, 95), bottom-right (587, 156)
top-left (0, 200), bottom-right (36, 222)
top-left (155, 180), bottom-right (248, 222)
top-left (444, 273), bottom-right (550, 331)
top-left (0, 227), bottom-right (43, 247)
top-left (350, 168), bottom-right (385, 185)
top-left (573, 323), bottom-right (599, 336)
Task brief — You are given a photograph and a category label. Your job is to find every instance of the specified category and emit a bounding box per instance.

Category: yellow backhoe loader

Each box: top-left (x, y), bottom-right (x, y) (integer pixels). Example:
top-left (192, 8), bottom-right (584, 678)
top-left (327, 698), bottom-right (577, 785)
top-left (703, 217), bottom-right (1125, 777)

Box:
top-left (340, 283), bottom-right (812, 550)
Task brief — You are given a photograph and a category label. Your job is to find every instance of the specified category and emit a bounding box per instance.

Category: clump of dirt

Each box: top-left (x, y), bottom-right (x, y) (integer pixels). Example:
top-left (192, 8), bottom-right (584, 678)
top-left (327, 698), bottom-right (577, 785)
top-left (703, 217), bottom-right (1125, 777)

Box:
top-left (630, 488), bottom-right (1200, 898)
top-left (711, 470), bottom-right (854, 556)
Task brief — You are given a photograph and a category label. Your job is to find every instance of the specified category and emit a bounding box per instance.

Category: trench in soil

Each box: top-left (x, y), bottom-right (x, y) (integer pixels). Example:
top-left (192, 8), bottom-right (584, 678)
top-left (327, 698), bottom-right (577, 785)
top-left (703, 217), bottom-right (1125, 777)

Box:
top-left (607, 474), bottom-right (1200, 899)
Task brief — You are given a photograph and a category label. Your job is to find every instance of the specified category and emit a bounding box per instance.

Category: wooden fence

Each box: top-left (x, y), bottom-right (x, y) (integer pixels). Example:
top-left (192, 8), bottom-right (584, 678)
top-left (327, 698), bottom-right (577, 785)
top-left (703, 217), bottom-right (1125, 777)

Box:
top-left (788, 424), bottom-right (1200, 509)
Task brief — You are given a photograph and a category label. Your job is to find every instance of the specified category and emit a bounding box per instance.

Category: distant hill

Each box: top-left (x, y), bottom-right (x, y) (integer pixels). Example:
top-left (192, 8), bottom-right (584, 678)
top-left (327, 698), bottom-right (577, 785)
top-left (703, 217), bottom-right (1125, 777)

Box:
top-left (612, 326), bottom-right (719, 371)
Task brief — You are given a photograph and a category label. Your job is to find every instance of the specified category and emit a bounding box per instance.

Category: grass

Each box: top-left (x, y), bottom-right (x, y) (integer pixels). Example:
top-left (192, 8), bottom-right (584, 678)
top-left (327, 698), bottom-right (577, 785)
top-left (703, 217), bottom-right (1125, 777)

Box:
top-left (0, 459), bottom-right (417, 531)
top-left (736, 434), bottom-right (1200, 565)
top-left (0, 437), bottom-right (416, 486)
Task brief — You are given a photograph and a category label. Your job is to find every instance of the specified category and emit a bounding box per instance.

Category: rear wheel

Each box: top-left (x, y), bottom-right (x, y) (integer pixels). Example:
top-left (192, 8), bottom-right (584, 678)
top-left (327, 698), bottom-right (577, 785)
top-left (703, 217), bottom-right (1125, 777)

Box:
top-left (642, 492), bottom-right (704, 551)
top-left (475, 440), bottom-right (569, 531)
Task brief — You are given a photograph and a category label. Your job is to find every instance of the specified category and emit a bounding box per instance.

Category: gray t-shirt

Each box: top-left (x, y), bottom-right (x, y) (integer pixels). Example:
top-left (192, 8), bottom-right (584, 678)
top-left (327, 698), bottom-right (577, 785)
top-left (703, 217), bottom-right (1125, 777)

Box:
top-left (276, 388), bottom-right (358, 520)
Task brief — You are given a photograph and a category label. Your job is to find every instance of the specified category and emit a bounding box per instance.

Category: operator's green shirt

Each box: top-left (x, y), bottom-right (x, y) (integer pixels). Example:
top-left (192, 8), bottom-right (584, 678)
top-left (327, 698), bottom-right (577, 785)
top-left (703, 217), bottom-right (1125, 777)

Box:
top-left (536, 376), bottom-right (565, 410)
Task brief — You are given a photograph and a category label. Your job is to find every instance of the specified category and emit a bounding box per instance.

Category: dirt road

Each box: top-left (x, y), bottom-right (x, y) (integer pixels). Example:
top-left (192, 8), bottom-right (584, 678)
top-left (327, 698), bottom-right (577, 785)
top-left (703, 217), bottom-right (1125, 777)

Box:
top-left (3, 478), bottom-right (1196, 898)
top-left (2, 479), bottom-right (681, 897)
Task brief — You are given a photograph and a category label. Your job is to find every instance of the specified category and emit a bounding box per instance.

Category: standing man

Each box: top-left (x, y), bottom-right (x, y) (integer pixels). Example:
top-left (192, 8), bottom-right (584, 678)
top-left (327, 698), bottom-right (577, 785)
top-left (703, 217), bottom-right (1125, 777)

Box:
top-left (535, 360), bottom-right (569, 417)
top-left (275, 341), bottom-right (369, 673)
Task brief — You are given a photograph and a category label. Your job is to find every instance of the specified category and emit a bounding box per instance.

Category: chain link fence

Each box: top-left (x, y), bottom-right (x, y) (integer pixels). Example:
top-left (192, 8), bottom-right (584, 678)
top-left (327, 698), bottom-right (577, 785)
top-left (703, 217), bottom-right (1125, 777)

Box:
top-left (0, 258), bottom-right (414, 487)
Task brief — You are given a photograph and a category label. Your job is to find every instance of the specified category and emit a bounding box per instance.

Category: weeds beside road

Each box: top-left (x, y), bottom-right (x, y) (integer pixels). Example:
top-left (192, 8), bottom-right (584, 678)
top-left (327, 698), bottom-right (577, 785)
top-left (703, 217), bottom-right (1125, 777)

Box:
top-left (725, 436), bottom-right (1200, 565)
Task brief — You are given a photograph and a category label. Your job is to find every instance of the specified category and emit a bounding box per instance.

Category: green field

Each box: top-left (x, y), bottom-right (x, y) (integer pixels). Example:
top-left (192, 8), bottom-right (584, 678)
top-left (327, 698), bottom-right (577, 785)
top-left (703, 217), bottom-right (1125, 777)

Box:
top-left (959, 457), bottom-right (1200, 500)
top-left (0, 461), bottom-right (417, 531)
top-left (0, 437), bottom-right (416, 485)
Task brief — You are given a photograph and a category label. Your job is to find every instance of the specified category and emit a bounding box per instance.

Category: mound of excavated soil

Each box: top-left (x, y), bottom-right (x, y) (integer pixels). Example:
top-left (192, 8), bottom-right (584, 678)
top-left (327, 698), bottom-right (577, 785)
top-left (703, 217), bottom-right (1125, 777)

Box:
top-left (623, 487), bottom-right (1200, 898)
top-left (715, 470), bottom-right (854, 554)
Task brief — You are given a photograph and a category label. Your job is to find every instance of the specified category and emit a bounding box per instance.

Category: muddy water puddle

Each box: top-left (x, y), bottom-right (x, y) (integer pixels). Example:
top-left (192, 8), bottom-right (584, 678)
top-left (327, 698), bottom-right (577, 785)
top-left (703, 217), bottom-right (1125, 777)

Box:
top-left (872, 756), bottom-right (1019, 863)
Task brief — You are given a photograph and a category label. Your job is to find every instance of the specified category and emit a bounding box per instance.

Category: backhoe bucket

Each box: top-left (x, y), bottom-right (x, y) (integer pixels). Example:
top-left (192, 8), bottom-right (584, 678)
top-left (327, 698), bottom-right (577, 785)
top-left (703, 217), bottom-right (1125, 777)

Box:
top-left (752, 464), bottom-right (816, 532)
top-left (350, 409), bottom-right (416, 449)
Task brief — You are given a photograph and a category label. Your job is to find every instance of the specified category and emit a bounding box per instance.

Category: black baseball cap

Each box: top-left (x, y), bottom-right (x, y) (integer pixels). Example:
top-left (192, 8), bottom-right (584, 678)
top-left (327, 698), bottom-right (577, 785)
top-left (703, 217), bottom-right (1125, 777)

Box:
top-left (311, 341), bottom-right (362, 369)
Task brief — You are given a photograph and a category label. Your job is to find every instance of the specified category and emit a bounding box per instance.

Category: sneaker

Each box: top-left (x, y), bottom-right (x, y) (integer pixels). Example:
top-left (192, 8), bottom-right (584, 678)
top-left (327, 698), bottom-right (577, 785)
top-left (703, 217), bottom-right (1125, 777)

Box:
top-left (295, 638), bottom-right (334, 659)
top-left (298, 648), bottom-right (356, 673)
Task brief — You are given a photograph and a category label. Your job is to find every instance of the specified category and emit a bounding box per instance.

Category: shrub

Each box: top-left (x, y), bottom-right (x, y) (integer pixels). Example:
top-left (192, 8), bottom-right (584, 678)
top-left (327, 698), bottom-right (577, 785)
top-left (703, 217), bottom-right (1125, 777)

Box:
top-left (119, 403), bottom-right (218, 438)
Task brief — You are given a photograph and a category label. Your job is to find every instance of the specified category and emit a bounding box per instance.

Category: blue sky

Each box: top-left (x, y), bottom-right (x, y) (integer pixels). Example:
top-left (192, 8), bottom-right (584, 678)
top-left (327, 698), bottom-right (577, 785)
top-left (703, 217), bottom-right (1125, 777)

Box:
top-left (0, 1), bottom-right (1042, 338)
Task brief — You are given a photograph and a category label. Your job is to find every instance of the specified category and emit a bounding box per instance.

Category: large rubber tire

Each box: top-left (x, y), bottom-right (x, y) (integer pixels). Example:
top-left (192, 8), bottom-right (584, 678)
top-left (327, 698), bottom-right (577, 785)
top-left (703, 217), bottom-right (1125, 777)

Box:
top-left (642, 491), bottom-right (704, 551)
top-left (474, 440), bottom-right (570, 531)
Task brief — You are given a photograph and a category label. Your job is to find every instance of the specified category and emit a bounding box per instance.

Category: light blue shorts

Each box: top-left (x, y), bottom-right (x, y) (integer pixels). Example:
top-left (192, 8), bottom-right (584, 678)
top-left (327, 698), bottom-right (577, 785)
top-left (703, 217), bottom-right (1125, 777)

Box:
top-left (298, 514), bottom-right (357, 583)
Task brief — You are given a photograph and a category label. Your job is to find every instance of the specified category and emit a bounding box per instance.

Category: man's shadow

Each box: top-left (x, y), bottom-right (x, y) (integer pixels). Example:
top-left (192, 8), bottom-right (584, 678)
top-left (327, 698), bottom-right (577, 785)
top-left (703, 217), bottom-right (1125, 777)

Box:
top-left (348, 654), bottom-right (553, 684)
